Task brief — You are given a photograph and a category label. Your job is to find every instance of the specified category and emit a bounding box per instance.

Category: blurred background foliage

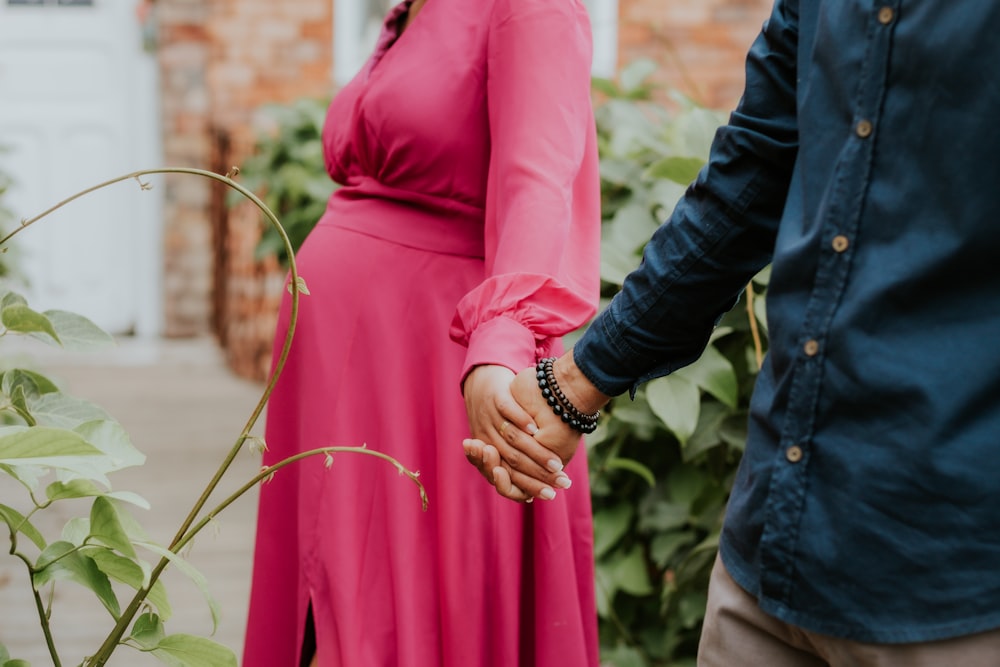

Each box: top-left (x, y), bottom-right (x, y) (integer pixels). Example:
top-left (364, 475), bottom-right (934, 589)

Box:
top-left (586, 60), bottom-right (768, 666)
top-left (237, 61), bottom-right (769, 667)
top-left (232, 98), bottom-right (335, 267)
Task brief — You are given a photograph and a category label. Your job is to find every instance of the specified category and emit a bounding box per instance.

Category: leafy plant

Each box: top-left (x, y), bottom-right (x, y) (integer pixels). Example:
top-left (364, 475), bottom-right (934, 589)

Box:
top-left (0, 169), bottom-right (425, 666)
top-left (234, 98), bottom-right (335, 266)
top-left (586, 62), bottom-right (769, 666)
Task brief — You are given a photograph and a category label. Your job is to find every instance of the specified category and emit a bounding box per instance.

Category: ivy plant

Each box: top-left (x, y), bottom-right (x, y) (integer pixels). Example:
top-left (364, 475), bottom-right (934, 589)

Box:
top-left (0, 168), bottom-right (425, 667)
top-left (586, 61), bottom-right (769, 667)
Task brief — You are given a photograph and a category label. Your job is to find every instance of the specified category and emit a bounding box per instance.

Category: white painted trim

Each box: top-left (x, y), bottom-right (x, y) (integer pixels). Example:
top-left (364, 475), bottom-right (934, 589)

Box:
top-left (333, 0), bottom-right (366, 85)
top-left (130, 47), bottom-right (164, 338)
top-left (587, 0), bottom-right (619, 78)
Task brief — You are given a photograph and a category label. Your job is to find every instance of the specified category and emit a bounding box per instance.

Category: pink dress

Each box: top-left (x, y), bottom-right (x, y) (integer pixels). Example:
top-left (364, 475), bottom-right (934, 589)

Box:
top-left (243, 0), bottom-right (601, 664)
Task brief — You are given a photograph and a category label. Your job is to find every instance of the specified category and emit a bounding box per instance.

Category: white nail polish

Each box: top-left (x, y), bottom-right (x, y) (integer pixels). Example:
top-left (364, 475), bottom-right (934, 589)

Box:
top-left (554, 475), bottom-right (572, 489)
top-left (539, 488), bottom-right (556, 500)
top-left (527, 423), bottom-right (538, 435)
top-left (547, 459), bottom-right (563, 473)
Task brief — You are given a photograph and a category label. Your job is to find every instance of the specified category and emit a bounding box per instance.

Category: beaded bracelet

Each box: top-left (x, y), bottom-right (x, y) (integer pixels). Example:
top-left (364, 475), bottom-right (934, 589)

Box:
top-left (536, 357), bottom-right (600, 434)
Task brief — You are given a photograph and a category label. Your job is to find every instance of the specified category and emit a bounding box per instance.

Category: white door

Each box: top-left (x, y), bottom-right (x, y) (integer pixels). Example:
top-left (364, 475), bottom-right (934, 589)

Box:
top-left (0, 0), bottom-right (162, 336)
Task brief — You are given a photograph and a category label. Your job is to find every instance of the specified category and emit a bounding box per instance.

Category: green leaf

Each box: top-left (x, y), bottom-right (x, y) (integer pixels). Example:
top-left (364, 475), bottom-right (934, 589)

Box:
top-left (61, 517), bottom-right (90, 545)
top-left (593, 503), bottom-right (634, 557)
top-left (606, 545), bottom-right (653, 597)
top-left (618, 58), bottom-right (658, 95)
top-left (604, 457), bottom-right (656, 487)
top-left (0, 503), bottom-right (46, 550)
top-left (0, 425), bottom-right (103, 463)
top-left (644, 156), bottom-right (705, 186)
top-left (138, 541), bottom-right (221, 633)
top-left (91, 550), bottom-right (172, 621)
top-left (678, 590), bottom-right (709, 629)
top-left (674, 346), bottom-right (738, 409)
top-left (0, 462), bottom-right (46, 490)
top-left (89, 496), bottom-right (137, 558)
top-left (33, 540), bottom-right (120, 619)
top-left (2, 368), bottom-right (58, 401)
top-left (0, 290), bottom-right (27, 310)
top-left (639, 500), bottom-right (690, 532)
top-left (650, 531), bottom-right (695, 568)
top-left (682, 401), bottom-right (729, 462)
top-left (27, 393), bottom-right (110, 429)
top-left (7, 384), bottom-right (33, 425)
top-left (646, 374), bottom-right (700, 444)
top-left (600, 644), bottom-right (646, 667)
top-left (46, 478), bottom-right (106, 502)
top-left (600, 236), bottom-right (642, 286)
top-left (130, 611), bottom-right (166, 649)
top-left (1, 304), bottom-right (59, 343)
top-left (149, 634), bottom-right (237, 667)
top-left (39, 310), bottom-right (115, 350)
top-left (4, 660), bottom-right (31, 667)
top-left (74, 419), bottom-right (145, 471)
top-left (666, 465), bottom-right (709, 507)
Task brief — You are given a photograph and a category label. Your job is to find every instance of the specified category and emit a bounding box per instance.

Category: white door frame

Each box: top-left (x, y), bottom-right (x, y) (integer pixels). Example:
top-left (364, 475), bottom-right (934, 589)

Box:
top-left (0, 0), bottom-right (163, 337)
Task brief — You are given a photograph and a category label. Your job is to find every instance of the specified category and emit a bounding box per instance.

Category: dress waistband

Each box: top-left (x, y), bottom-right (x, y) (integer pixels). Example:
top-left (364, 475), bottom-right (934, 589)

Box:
top-left (318, 181), bottom-right (485, 258)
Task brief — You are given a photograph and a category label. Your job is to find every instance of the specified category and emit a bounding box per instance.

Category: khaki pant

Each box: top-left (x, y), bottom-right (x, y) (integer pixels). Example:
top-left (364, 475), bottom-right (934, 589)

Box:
top-left (698, 556), bottom-right (1000, 666)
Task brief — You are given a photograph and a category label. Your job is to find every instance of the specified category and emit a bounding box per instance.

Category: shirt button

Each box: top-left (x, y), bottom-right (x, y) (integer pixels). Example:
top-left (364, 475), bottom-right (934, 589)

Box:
top-left (878, 6), bottom-right (894, 24)
top-left (856, 119), bottom-right (873, 138)
top-left (786, 445), bottom-right (803, 463)
top-left (804, 339), bottom-right (820, 356)
top-left (832, 235), bottom-right (850, 252)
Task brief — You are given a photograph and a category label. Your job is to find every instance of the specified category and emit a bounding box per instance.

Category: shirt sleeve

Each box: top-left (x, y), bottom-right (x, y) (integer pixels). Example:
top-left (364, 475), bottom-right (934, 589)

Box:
top-left (574, 0), bottom-right (801, 397)
top-left (449, 0), bottom-right (602, 381)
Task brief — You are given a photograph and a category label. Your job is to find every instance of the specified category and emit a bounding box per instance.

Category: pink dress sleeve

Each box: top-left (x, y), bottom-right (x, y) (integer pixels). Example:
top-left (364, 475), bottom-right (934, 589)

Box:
top-left (449, 0), bottom-right (601, 380)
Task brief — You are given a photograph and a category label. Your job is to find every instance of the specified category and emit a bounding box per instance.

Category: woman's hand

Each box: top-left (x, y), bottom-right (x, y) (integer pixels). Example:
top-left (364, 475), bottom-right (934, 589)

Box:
top-left (462, 364), bottom-right (571, 501)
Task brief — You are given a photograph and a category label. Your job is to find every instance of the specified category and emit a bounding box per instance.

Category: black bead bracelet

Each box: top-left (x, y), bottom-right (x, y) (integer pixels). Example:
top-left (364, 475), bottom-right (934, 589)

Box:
top-left (536, 357), bottom-right (600, 434)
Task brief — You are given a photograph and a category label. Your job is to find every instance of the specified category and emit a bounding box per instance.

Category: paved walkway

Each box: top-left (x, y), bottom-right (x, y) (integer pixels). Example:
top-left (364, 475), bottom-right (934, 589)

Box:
top-left (0, 337), bottom-right (265, 666)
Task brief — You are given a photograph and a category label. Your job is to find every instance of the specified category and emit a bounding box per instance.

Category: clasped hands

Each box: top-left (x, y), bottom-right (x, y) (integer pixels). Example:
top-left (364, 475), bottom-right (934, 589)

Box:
top-left (462, 356), bottom-right (609, 502)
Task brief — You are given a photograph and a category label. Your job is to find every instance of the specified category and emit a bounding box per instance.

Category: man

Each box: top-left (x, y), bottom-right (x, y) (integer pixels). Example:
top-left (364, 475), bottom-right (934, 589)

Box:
top-left (464, 2), bottom-right (1000, 664)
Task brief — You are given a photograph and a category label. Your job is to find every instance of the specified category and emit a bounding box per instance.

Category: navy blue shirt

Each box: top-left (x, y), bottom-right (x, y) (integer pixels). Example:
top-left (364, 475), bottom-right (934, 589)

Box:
top-left (574, 1), bottom-right (1000, 643)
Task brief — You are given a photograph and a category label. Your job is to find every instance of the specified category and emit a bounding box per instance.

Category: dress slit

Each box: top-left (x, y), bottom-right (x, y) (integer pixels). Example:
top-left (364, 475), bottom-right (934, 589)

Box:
top-left (298, 600), bottom-right (317, 667)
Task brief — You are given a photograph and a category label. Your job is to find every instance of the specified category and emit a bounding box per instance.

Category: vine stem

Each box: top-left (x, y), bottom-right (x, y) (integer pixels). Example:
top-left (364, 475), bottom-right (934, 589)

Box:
top-left (0, 167), bottom-right (300, 666)
top-left (4, 167), bottom-right (426, 666)
top-left (32, 586), bottom-right (62, 667)
top-left (746, 281), bottom-right (764, 370)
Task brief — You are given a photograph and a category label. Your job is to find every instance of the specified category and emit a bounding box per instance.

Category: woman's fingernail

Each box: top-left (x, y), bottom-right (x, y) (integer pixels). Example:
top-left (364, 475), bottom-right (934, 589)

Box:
top-left (539, 487), bottom-right (556, 500)
top-left (546, 459), bottom-right (563, 473)
top-left (527, 423), bottom-right (538, 435)
top-left (554, 475), bottom-right (572, 489)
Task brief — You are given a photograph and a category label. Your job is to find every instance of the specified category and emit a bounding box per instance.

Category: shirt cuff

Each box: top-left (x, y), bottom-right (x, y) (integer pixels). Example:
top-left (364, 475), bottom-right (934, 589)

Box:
top-left (460, 316), bottom-right (539, 385)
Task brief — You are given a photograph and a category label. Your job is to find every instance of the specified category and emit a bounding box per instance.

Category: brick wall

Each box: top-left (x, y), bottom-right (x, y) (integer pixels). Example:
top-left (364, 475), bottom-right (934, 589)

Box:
top-left (203, 0), bottom-right (334, 379)
top-left (157, 0), bottom-right (212, 337)
top-left (618, 0), bottom-right (772, 110)
top-left (156, 0), bottom-right (332, 377)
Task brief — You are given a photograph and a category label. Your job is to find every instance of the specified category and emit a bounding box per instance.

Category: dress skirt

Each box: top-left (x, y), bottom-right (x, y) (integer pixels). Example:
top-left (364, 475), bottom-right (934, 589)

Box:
top-left (243, 207), bottom-right (599, 667)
